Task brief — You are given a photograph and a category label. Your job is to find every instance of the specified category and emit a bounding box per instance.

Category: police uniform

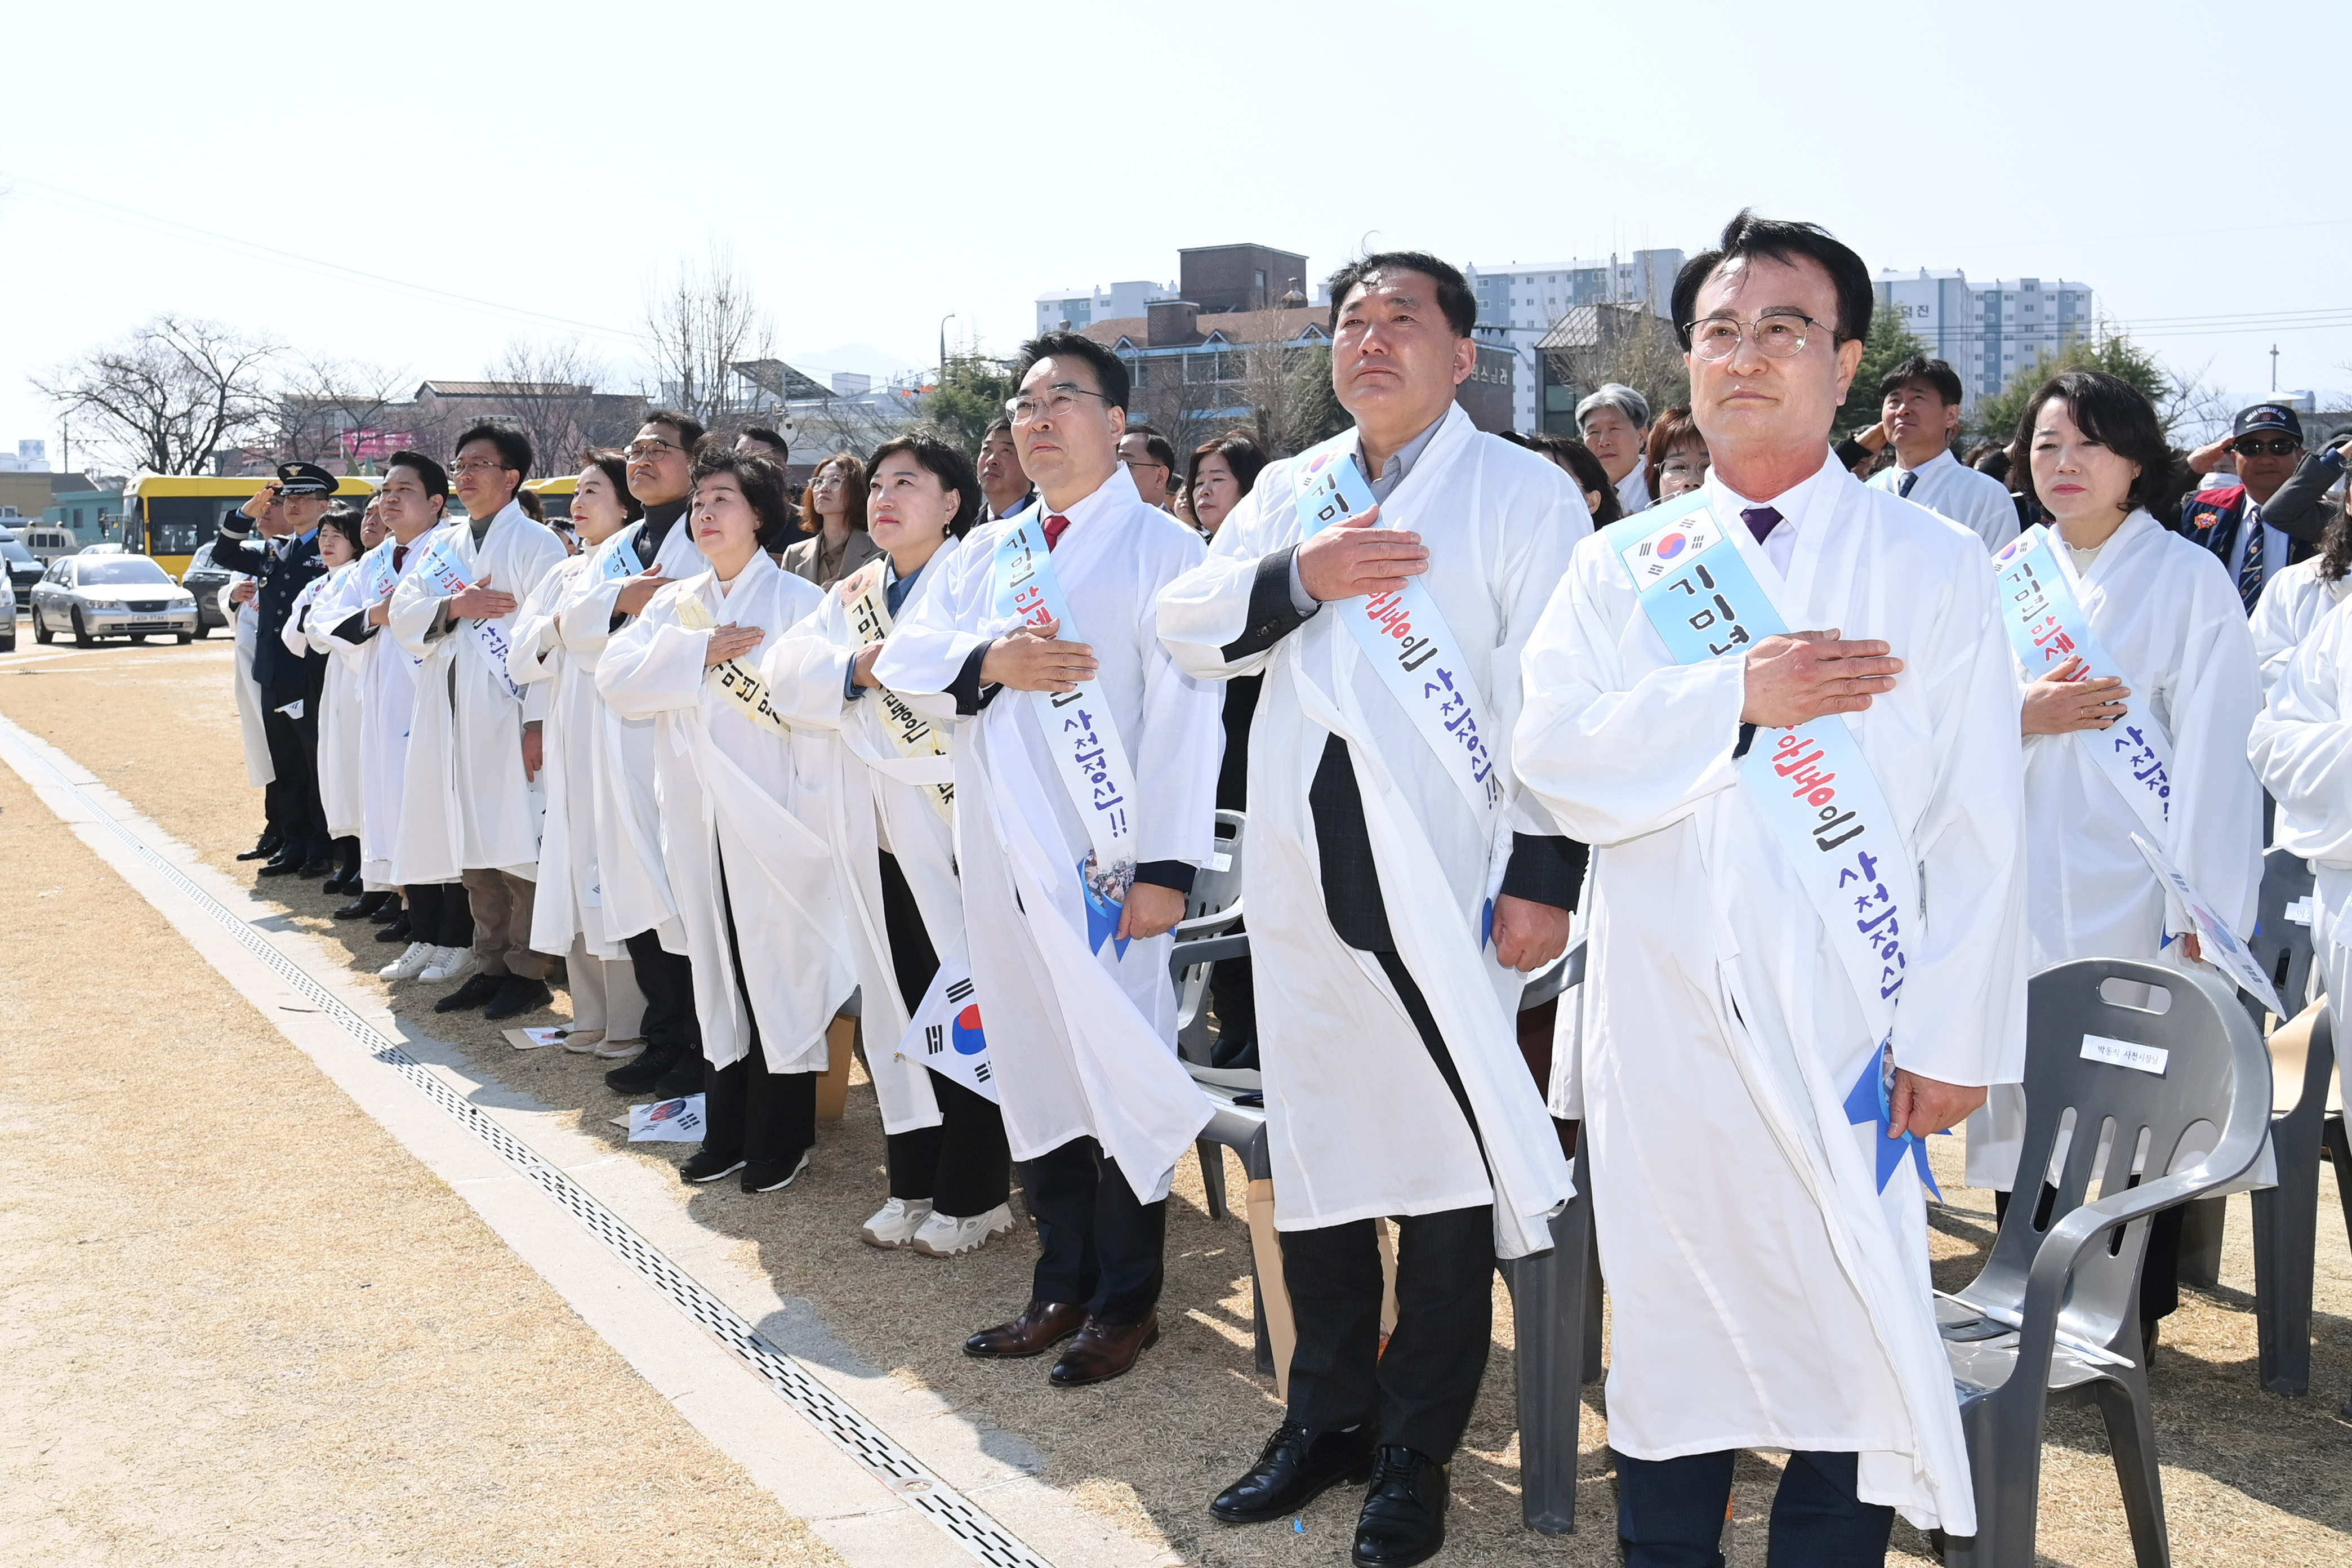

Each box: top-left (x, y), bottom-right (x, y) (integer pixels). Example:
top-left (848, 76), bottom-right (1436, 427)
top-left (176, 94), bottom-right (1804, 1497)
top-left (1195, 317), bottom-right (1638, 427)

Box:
top-left (213, 463), bottom-right (335, 874)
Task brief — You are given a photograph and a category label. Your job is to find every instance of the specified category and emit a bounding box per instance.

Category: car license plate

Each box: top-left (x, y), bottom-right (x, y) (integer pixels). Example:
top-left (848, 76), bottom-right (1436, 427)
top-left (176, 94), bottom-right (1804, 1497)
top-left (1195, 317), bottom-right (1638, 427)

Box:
top-left (127, 620), bottom-right (171, 630)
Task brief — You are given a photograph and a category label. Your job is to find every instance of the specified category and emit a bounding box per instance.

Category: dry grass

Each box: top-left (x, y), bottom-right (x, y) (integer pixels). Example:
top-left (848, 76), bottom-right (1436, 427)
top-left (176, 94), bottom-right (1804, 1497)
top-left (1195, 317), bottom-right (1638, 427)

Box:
top-left (4, 637), bottom-right (2348, 1566)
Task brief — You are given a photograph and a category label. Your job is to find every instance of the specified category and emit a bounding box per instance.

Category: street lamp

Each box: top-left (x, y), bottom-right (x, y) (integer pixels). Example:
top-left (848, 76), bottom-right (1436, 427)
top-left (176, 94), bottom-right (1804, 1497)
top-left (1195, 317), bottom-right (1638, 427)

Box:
top-left (938, 313), bottom-right (957, 382)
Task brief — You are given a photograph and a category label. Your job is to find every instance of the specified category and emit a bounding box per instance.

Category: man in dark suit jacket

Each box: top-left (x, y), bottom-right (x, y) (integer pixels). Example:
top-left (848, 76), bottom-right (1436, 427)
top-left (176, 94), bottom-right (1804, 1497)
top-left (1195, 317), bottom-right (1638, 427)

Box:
top-left (213, 462), bottom-right (335, 875)
top-left (2171, 403), bottom-right (2343, 613)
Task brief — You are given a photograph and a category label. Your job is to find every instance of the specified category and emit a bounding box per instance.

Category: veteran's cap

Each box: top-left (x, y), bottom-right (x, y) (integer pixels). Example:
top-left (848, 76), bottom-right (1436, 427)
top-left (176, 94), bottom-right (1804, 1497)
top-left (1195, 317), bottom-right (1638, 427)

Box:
top-left (2233, 403), bottom-right (2304, 443)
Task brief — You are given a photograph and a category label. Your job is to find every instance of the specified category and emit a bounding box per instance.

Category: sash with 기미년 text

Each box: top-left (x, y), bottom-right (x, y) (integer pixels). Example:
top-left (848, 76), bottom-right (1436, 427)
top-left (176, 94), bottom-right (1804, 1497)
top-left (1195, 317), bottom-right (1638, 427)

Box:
top-left (1289, 429), bottom-right (1504, 825)
top-left (675, 590), bottom-right (791, 737)
top-left (839, 558), bottom-right (954, 825)
top-left (1606, 491), bottom-right (1916, 1049)
top-left (414, 533), bottom-right (524, 701)
top-left (1991, 524), bottom-right (2173, 842)
top-left (991, 511), bottom-right (1140, 948)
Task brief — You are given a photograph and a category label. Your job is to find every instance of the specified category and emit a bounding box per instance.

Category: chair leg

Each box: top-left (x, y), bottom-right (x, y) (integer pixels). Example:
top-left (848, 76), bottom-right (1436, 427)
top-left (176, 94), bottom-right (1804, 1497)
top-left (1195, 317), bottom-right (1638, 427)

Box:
top-left (2092, 1372), bottom-right (2173, 1568)
top-left (2176, 1196), bottom-right (2227, 1289)
top-left (1965, 1379), bottom-right (2052, 1568)
top-left (1502, 1202), bottom-right (1583, 1535)
top-left (1197, 1139), bottom-right (1228, 1222)
top-left (2326, 1116), bottom-right (2352, 1418)
top-left (2252, 1112), bottom-right (2322, 1395)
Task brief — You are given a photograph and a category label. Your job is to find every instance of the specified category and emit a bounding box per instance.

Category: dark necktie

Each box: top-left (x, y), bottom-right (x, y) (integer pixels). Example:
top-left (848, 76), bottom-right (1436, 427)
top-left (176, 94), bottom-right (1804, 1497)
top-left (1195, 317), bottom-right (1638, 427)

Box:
top-left (393, 544), bottom-right (407, 571)
top-left (1897, 471), bottom-right (1919, 499)
top-left (1042, 513), bottom-right (1070, 551)
top-left (2236, 504), bottom-right (2266, 613)
top-left (1743, 506), bottom-right (1783, 546)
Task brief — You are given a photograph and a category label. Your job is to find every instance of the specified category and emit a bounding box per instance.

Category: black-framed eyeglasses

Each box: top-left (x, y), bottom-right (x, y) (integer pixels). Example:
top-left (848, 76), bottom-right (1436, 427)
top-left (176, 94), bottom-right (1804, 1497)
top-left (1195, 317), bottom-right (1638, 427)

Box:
top-left (2234, 435), bottom-right (2301, 457)
top-left (624, 439), bottom-right (683, 461)
top-left (1682, 309), bottom-right (1823, 362)
top-left (1006, 383), bottom-right (1112, 426)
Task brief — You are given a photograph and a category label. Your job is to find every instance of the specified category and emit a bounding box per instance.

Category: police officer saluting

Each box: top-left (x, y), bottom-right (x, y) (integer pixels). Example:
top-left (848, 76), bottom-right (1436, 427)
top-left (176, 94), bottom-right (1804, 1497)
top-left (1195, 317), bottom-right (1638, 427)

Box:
top-left (213, 462), bottom-right (336, 876)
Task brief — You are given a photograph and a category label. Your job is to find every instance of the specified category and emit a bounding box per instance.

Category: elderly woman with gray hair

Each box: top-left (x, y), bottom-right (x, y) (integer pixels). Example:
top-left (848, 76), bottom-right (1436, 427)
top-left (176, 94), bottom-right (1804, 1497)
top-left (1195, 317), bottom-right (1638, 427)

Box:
top-left (1575, 381), bottom-right (1653, 514)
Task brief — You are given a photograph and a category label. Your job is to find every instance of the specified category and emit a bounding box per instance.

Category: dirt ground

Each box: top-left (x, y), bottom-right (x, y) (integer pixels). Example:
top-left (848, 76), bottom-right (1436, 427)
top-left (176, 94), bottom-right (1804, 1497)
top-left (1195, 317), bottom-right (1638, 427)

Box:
top-left (5, 632), bottom-right (2349, 1567)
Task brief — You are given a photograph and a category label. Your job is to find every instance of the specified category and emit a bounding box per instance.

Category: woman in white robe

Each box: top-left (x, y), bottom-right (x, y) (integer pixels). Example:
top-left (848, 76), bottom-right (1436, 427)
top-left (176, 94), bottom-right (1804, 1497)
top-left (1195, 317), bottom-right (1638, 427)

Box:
top-left (2251, 595), bottom-right (2352, 1013)
top-left (507, 454), bottom-right (646, 1057)
top-left (284, 510), bottom-right (369, 892)
top-left (764, 435), bottom-right (1014, 1255)
top-left (598, 448), bottom-right (847, 1193)
top-left (1969, 372), bottom-right (2262, 1347)
top-left (2249, 531), bottom-right (2352, 700)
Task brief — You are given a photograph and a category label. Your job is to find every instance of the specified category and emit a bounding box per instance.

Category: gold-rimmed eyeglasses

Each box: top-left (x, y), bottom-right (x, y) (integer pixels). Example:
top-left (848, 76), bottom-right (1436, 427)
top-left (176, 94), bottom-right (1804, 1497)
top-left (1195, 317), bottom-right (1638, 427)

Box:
top-left (1682, 309), bottom-right (1824, 362)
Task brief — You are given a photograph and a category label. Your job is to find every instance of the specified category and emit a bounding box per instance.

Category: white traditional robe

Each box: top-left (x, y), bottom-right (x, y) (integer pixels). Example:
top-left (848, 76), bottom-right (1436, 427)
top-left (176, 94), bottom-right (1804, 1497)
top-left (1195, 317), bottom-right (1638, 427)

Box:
top-left (1156, 405), bottom-right (1583, 1257)
top-left (563, 513), bottom-right (706, 951)
top-left (287, 562), bottom-right (367, 840)
top-left (874, 468), bottom-right (1221, 1202)
top-left (227, 576), bottom-right (274, 789)
top-left (763, 540), bottom-right (966, 1135)
top-left (1868, 448), bottom-right (2020, 553)
top-left (2251, 596), bottom-right (2352, 1011)
top-left (342, 536), bottom-right (432, 887)
top-left (1513, 457), bottom-right (2025, 1533)
top-left (1968, 511), bottom-right (2264, 1188)
top-left (508, 553), bottom-right (622, 959)
top-left (387, 501), bottom-right (564, 885)
top-left (597, 555), bottom-right (849, 1072)
top-left (2250, 555), bottom-right (2351, 699)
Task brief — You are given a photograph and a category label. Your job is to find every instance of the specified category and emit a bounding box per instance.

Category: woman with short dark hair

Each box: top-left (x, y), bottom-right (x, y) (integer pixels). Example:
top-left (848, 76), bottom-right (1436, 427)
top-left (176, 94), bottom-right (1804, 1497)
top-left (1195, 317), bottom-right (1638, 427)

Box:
top-left (765, 433), bottom-right (1018, 1255)
top-left (1187, 431), bottom-right (1267, 538)
top-left (1641, 407), bottom-right (1710, 506)
top-left (288, 505), bottom-right (370, 893)
top-left (1970, 369), bottom-right (2262, 1355)
top-left (784, 451), bottom-right (883, 586)
top-left (599, 447), bottom-right (844, 1195)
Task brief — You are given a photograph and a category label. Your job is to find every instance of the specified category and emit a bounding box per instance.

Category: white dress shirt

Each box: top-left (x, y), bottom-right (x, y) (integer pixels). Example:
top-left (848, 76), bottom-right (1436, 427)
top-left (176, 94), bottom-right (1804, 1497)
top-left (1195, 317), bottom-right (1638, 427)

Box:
top-left (1870, 447), bottom-right (2019, 553)
top-left (1705, 447), bottom-right (1842, 577)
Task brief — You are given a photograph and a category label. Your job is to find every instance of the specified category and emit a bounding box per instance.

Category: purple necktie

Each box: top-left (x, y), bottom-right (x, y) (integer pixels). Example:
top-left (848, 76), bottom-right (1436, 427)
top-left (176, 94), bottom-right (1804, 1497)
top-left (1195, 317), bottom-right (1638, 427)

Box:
top-left (1743, 506), bottom-right (1783, 545)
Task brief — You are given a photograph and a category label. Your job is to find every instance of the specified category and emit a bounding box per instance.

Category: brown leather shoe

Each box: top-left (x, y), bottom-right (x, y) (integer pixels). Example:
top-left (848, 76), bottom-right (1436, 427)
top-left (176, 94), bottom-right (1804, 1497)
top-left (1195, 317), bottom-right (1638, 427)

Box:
top-left (1049, 1312), bottom-right (1160, 1387)
top-left (964, 1299), bottom-right (1087, 1360)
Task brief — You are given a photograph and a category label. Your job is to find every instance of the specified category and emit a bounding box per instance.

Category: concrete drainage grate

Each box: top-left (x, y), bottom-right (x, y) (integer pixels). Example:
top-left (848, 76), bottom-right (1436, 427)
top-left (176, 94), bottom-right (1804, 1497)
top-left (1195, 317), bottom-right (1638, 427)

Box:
top-left (16, 737), bottom-right (1053, 1568)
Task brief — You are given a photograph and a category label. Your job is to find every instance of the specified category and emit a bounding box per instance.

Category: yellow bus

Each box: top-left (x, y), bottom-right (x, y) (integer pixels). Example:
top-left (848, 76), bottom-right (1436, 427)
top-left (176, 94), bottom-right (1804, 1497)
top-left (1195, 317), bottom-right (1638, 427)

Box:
top-left (123, 475), bottom-right (378, 580)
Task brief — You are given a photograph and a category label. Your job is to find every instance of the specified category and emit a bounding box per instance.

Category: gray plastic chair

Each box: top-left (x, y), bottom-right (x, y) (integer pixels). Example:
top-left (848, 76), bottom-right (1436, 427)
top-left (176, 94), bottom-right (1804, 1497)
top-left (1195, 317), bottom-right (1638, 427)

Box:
top-left (1170, 811), bottom-right (1257, 1219)
top-left (1937, 958), bottom-right (2270, 1568)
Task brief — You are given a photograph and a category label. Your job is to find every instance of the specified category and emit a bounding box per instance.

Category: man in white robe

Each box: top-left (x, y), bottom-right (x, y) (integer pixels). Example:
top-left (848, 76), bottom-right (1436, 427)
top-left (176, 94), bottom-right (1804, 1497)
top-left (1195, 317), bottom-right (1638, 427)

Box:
top-left (1157, 251), bottom-right (1583, 1563)
top-left (389, 422), bottom-right (566, 1021)
top-left (876, 333), bottom-right (1220, 1388)
top-left (566, 411), bottom-right (712, 1099)
top-left (1514, 213), bottom-right (2026, 1561)
top-left (1862, 355), bottom-right (2019, 553)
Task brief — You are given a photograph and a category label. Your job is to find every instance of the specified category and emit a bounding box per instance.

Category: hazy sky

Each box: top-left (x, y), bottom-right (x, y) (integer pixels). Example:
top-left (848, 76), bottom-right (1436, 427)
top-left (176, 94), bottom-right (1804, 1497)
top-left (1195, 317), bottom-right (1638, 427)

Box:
top-left (5, 0), bottom-right (2346, 470)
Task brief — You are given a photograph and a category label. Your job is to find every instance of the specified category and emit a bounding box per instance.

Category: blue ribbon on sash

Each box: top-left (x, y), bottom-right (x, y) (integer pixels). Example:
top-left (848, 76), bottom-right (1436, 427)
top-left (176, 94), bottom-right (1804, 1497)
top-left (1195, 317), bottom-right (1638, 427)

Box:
top-left (1607, 491), bottom-right (1928, 1192)
top-left (991, 513), bottom-right (1141, 957)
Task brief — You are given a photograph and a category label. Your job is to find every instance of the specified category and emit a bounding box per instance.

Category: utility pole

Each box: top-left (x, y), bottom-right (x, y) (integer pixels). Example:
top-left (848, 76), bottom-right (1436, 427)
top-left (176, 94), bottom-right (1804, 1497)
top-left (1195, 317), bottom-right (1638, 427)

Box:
top-left (938, 313), bottom-right (957, 385)
top-left (2271, 344), bottom-right (2280, 393)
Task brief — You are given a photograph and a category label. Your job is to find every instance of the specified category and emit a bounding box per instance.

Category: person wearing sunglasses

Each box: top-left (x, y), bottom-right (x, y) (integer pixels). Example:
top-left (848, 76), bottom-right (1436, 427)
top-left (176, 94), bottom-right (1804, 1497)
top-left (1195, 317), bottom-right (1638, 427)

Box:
top-left (2177, 403), bottom-right (2342, 615)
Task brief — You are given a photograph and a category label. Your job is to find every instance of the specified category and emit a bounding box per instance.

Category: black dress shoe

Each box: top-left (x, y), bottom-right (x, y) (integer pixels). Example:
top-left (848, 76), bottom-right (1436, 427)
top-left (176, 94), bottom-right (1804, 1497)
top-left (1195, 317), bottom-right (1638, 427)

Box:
top-left (1351, 1447), bottom-right (1448, 1568)
top-left (432, 973), bottom-right (505, 1014)
top-left (374, 914), bottom-right (414, 943)
top-left (257, 852), bottom-right (301, 877)
top-left (236, 833), bottom-right (282, 862)
top-left (481, 975), bottom-right (552, 1021)
top-left (605, 1040), bottom-right (683, 1095)
top-left (1210, 1422), bottom-right (1377, 1524)
top-left (336, 891), bottom-right (391, 921)
top-left (652, 1052), bottom-right (705, 1100)
top-left (296, 857), bottom-right (335, 878)
top-left (319, 869), bottom-right (353, 895)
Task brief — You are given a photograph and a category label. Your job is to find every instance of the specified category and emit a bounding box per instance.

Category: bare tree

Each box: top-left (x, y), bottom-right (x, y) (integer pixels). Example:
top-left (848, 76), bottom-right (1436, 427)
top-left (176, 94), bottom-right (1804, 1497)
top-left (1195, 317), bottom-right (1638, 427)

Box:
top-left (34, 315), bottom-right (282, 474)
top-left (270, 357), bottom-right (413, 467)
top-left (486, 338), bottom-right (643, 469)
top-left (645, 248), bottom-right (773, 427)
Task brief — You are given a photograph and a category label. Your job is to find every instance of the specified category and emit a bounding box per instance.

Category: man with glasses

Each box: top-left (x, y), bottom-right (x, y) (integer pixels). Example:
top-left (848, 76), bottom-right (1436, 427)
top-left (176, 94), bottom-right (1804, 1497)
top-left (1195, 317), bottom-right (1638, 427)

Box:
top-left (2177, 403), bottom-right (2342, 614)
top-left (557, 411), bottom-right (715, 1102)
top-left (976, 416), bottom-right (1036, 521)
top-left (1117, 427), bottom-right (1178, 513)
top-left (213, 461), bottom-right (337, 877)
top-left (1159, 251), bottom-right (1585, 1568)
top-left (390, 420), bottom-right (568, 1022)
top-left (877, 332), bottom-right (1220, 1391)
top-left (1516, 212), bottom-right (2025, 1563)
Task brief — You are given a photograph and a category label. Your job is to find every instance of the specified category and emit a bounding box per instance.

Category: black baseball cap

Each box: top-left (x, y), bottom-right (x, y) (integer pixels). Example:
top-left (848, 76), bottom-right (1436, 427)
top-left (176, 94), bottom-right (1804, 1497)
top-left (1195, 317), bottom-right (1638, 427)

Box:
top-left (275, 461), bottom-right (338, 496)
top-left (2233, 404), bottom-right (2304, 444)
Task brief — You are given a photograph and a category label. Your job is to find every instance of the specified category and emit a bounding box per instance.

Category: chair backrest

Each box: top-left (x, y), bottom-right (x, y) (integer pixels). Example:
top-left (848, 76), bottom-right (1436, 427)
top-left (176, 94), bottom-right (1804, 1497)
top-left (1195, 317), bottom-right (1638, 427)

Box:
top-left (2243, 844), bottom-right (2317, 1030)
top-left (1184, 809), bottom-right (1248, 925)
top-left (1965, 958), bottom-right (2271, 1348)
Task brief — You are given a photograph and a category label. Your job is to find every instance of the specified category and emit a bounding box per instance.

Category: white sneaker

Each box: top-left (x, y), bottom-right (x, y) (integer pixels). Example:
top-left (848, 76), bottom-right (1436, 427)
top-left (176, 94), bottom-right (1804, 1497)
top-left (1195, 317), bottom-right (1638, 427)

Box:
top-left (378, 941), bottom-right (437, 981)
top-left (419, 946), bottom-right (479, 984)
top-left (859, 1196), bottom-right (935, 1249)
top-left (911, 1202), bottom-right (1015, 1258)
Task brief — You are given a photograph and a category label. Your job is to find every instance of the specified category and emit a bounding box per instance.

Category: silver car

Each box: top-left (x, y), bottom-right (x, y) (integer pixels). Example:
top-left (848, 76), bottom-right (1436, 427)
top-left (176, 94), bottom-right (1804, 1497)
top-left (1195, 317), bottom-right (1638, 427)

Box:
top-left (30, 554), bottom-right (200, 645)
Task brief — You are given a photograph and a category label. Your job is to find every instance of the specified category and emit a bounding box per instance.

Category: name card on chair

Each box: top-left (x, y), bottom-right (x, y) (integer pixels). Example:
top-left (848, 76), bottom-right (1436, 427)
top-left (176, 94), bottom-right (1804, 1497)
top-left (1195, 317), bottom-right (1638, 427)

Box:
top-left (2081, 1034), bottom-right (2170, 1076)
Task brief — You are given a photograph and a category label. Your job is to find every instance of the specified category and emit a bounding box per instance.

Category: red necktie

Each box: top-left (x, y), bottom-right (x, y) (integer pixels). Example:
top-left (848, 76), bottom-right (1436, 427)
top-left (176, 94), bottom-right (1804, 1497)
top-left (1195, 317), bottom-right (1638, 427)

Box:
top-left (393, 545), bottom-right (408, 570)
top-left (1042, 513), bottom-right (1070, 551)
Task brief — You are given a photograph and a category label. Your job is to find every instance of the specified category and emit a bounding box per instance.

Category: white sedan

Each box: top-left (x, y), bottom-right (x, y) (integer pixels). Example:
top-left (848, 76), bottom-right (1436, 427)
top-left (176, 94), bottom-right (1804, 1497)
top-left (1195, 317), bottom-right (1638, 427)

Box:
top-left (30, 554), bottom-right (199, 645)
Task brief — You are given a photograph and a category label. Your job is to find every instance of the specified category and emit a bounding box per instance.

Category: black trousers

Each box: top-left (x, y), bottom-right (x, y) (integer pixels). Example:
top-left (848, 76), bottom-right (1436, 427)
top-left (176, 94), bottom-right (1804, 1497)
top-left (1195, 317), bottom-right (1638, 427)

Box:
top-left (402, 881), bottom-right (474, 948)
top-left (1023, 1137), bottom-right (1166, 1323)
top-left (1279, 941), bottom-right (1498, 1461)
top-left (261, 703), bottom-right (322, 854)
top-left (1615, 1448), bottom-right (1893, 1567)
top-left (876, 850), bottom-right (1012, 1216)
top-left (622, 926), bottom-right (701, 1053)
top-left (703, 849), bottom-right (816, 1165)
